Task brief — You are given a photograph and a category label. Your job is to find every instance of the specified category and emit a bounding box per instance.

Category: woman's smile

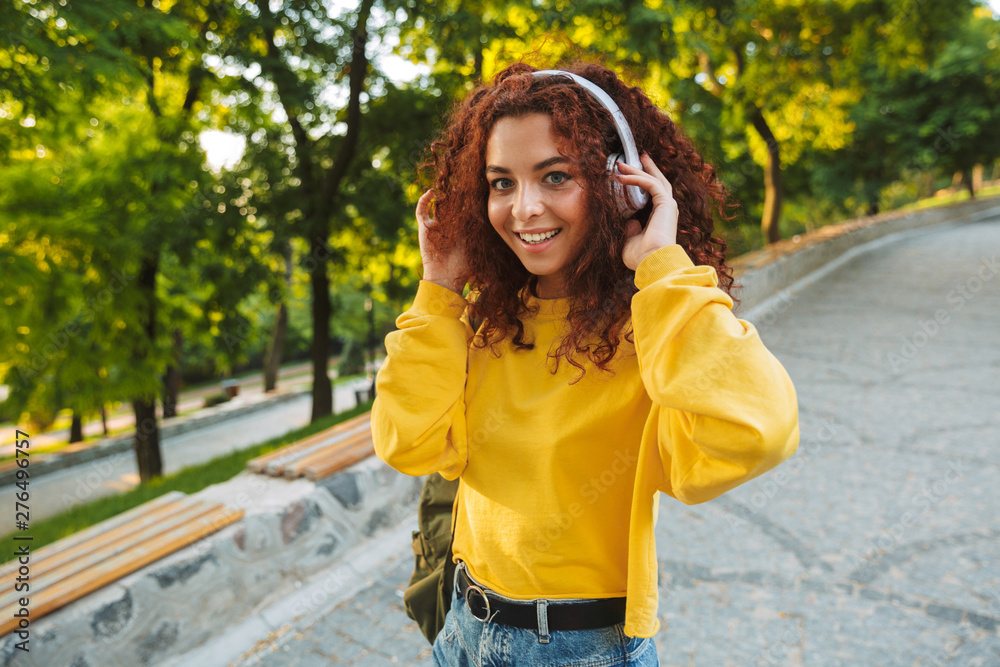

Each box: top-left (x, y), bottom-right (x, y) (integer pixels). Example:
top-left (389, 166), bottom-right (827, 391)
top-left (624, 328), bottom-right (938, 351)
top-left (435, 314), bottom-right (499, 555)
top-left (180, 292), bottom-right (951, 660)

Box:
top-left (516, 228), bottom-right (562, 248)
top-left (485, 113), bottom-right (591, 298)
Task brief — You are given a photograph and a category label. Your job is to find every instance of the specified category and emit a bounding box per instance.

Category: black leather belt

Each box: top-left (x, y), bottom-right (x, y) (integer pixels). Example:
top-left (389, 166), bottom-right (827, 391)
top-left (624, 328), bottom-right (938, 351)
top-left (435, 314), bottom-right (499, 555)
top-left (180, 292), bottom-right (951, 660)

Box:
top-left (456, 564), bottom-right (627, 631)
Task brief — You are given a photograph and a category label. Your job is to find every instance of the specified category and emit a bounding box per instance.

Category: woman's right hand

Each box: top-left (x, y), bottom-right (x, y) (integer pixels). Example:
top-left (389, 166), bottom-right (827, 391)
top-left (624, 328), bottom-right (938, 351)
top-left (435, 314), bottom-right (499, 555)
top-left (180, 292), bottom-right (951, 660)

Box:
top-left (417, 189), bottom-right (469, 294)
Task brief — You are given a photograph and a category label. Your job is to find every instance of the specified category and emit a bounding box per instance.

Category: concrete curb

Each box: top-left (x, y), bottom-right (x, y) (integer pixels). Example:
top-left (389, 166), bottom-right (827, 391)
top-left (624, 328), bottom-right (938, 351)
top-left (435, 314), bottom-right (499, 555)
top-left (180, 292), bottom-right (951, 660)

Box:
top-left (730, 196), bottom-right (1000, 316)
top-left (0, 389), bottom-right (311, 486)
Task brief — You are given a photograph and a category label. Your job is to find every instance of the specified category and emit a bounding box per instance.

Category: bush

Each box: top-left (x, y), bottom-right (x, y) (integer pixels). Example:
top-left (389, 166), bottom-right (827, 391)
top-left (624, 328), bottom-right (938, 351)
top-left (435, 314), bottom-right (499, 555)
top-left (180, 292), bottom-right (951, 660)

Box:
top-left (337, 338), bottom-right (367, 376)
top-left (203, 392), bottom-right (230, 408)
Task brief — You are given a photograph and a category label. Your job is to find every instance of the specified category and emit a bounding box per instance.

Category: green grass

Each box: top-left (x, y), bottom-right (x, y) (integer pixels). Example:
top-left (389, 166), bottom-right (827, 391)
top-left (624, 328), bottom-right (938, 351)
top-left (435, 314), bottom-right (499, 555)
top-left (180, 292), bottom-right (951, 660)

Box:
top-left (897, 184), bottom-right (1000, 212)
top-left (0, 399), bottom-right (375, 562)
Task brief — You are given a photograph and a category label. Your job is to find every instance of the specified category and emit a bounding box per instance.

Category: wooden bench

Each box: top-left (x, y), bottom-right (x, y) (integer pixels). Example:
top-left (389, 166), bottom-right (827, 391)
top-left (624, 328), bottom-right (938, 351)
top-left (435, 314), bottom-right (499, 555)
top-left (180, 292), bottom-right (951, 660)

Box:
top-left (0, 491), bottom-right (243, 636)
top-left (246, 411), bottom-right (375, 481)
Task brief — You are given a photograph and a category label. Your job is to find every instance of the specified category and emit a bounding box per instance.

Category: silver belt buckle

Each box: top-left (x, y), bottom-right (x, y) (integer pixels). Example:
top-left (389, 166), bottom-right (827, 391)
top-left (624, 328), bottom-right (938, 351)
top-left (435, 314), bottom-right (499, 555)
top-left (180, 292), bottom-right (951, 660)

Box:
top-left (464, 583), bottom-right (491, 622)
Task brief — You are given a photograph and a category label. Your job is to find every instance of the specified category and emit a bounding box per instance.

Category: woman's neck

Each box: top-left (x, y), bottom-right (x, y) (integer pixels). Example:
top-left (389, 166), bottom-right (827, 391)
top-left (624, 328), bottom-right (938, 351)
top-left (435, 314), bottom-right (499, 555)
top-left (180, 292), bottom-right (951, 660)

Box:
top-left (532, 273), bottom-right (570, 299)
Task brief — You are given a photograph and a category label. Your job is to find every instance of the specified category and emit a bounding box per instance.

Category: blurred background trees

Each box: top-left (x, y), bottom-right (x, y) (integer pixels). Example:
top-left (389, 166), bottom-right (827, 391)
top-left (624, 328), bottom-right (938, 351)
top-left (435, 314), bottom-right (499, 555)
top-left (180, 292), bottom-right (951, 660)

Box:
top-left (1, 0), bottom-right (998, 479)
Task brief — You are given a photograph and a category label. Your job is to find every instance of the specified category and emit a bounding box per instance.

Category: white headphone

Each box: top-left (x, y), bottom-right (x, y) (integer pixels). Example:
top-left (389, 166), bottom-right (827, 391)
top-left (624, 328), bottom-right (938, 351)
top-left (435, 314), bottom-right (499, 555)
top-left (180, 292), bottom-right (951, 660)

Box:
top-left (531, 70), bottom-right (650, 214)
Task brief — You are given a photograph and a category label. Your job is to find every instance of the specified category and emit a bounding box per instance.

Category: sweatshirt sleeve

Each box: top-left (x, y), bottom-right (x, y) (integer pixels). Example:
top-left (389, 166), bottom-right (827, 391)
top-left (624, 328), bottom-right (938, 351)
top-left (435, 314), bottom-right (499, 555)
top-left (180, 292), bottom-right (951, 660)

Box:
top-left (371, 280), bottom-right (472, 480)
top-left (630, 244), bottom-right (800, 505)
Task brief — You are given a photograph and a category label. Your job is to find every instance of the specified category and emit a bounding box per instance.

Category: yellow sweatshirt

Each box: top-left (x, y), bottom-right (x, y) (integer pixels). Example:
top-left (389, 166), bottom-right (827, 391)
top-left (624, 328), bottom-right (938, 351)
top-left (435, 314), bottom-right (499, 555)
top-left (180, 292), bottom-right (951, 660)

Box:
top-left (372, 244), bottom-right (799, 638)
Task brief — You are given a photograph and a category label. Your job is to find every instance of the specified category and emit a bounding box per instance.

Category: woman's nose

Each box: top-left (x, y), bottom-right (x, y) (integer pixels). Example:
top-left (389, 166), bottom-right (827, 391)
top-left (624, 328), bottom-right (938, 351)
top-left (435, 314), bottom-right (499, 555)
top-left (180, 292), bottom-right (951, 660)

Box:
top-left (512, 184), bottom-right (544, 221)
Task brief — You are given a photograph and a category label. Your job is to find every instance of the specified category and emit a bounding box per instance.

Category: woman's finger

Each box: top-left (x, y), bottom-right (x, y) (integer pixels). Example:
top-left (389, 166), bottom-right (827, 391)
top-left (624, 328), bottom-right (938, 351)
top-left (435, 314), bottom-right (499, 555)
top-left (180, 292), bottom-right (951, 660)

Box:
top-left (639, 153), bottom-right (674, 194)
top-left (618, 159), bottom-right (675, 202)
top-left (617, 165), bottom-right (667, 198)
top-left (416, 189), bottom-right (435, 225)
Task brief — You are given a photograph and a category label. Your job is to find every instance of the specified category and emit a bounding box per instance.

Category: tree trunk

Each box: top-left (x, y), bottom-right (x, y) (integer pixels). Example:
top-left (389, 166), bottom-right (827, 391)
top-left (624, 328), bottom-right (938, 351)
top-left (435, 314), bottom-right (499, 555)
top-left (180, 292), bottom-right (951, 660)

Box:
top-left (69, 412), bottom-right (83, 443)
top-left (972, 164), bottom-right (983, 195)
top-left (951, 171), bottom-right (963, 193)
top-left (260, 0), bottom-right (371, 421)
top-left (133, 253), bottom-right (163, 482)
top-left (867, 198), bottom-right (879, 216)
top-left (961, 170), bottom-right (975, 199)
top-left (920, 172), bottom-right (936, 199)
top-left (101, 404), bottom-right (108, 436)
top-left (162, 328), bottom-right (183, 418)
top-left (750, 107), bottom-right (783, 244)
top-left (264, 303), bottom-right (289, 393)
top-left (133, 398), bottom-right (162, 482)
top-left (309, 234), bottom-right (333, 421)
top-left (264, 241), bottom-right (293, 392)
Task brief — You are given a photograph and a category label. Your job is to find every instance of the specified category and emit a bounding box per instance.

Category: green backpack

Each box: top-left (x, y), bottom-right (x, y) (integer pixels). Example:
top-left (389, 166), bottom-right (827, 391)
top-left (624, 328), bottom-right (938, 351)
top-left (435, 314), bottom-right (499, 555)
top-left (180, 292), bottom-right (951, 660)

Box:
top-left (403, 473), bottom-right (460, 644)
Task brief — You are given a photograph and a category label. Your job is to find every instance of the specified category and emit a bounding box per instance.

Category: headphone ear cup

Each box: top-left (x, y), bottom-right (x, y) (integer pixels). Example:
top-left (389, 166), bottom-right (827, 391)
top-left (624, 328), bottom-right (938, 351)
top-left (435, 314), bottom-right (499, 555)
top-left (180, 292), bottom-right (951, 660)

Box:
top-left (606, 153), bottom-right (637, 217)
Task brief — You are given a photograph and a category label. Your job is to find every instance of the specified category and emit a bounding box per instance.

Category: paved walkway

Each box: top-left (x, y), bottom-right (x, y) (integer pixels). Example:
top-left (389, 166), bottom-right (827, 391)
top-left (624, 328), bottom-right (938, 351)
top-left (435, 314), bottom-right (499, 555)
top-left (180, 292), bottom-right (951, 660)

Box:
top-left (226, 217), bottom-right (999, 665)
top-left (0, 358), bottom-right (325, 455)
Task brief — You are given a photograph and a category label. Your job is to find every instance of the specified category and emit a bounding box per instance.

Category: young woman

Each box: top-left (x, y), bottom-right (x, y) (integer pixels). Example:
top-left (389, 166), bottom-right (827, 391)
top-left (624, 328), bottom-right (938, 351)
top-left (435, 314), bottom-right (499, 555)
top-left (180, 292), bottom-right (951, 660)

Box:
top-left (373, 61), bottom-right (799, 666)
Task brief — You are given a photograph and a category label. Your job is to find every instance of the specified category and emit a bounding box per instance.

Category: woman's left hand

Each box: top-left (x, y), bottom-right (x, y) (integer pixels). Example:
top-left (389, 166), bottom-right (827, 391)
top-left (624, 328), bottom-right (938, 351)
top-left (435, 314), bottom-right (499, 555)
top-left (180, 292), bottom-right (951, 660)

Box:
top-left (617, 153), bottom-right (679, 271)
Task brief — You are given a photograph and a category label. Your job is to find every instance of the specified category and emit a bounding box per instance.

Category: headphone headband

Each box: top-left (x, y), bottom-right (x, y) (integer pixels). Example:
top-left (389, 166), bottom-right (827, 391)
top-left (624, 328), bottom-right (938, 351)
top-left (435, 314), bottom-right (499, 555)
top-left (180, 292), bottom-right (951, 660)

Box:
top-left (531, 70), bottom-right (649, 212)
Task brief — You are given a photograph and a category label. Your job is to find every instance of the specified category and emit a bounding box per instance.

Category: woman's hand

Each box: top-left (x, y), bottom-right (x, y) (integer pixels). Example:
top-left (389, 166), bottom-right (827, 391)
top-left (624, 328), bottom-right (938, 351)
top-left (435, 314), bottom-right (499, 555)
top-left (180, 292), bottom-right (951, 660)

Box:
top-left (616, 153), bottom-right (679, 271)
top-left (416, 189), bottom-right (469, 294)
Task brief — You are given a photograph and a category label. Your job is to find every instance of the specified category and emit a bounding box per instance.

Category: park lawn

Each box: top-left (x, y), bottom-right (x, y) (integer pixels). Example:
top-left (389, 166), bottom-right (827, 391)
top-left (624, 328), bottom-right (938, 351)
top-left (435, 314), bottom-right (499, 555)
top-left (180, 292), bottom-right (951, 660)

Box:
top-left (898, 184), bottom-right (1000, 212)
top-left (0, 399), bottom-right (375, 562)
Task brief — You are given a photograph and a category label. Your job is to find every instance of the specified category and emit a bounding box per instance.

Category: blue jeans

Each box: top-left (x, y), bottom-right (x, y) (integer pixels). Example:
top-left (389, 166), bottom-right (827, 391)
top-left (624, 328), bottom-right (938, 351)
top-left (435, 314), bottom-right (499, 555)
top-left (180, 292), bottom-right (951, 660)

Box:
top-left (432, 562), bottom-right (660, 667)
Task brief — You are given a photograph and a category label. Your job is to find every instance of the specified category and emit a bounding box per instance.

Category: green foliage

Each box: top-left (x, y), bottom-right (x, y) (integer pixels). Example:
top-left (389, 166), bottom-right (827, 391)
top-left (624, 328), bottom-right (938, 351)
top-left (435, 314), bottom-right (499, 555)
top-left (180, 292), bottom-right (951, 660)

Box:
top-left (337, 338), bottom-right (368, 377)
top-left (203, 392), bottom-right (231, 408)
top-left (2, 0), bottom-right (999, 435)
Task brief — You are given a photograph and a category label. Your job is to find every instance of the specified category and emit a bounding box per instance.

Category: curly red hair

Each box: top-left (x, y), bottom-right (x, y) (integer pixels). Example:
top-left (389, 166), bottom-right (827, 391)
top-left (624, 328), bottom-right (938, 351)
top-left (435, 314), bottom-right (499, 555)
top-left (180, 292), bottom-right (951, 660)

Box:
top-left (422, 61), bottom-right (738, 379)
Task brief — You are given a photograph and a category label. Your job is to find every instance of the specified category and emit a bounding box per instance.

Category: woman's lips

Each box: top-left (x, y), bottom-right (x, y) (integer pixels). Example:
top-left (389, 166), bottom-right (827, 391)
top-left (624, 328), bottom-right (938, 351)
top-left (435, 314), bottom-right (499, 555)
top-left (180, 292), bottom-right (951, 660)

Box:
top-left (516, 229), bottom-right (561, 252)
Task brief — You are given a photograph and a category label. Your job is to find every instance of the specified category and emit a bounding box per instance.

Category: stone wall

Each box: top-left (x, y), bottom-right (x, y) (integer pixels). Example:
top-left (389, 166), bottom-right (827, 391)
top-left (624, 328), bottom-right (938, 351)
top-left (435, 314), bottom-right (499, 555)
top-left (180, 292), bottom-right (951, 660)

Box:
top-left (0, 457), bottom-right (421, 666)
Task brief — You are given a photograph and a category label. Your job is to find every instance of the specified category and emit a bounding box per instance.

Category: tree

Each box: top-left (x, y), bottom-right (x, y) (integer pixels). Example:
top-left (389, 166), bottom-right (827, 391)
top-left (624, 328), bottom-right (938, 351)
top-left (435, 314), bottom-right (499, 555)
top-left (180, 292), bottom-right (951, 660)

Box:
top-left (0, 0), bottom-right (272, 480)
top-left (216, 0), bottom-right (387, 422)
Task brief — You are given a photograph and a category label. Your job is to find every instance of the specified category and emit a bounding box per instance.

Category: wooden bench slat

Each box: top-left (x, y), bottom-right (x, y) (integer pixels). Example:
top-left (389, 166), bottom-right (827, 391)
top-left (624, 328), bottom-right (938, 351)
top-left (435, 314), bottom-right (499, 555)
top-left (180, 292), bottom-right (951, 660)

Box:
top-left (261, 422), bottom-right (369, 476)
top-left (246, 413), bottom-right (371, 473)
top-left (0, 499), bottom-right (217, 610)
top-left (0, 491), bottom-right (187, 580)
top-left (0, 497), bottom-right (193, 599)
top-left (8, 499), bottom-right (194, 581)
top-left (0, 504), bottom-right (244, 636)
top-left (263, 419), bottom-right (372, 477)
top-left (247, 425), bottom-right (348, 473)
top-left (283, 429), bottom-right (373, 479)
top-left (303, 440), bottom-right (376, 481)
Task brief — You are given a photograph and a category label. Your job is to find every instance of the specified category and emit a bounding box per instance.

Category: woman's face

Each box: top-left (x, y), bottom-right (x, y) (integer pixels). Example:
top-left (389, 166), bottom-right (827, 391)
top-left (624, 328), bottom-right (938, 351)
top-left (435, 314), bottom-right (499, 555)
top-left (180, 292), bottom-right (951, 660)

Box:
top-left (485, 113), bottom-right (590, 299)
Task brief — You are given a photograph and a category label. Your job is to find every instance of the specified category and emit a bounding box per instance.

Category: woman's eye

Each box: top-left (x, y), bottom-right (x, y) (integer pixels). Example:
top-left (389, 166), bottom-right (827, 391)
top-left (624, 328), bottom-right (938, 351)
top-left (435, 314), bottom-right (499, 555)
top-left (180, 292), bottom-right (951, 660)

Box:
top-left (545, 171), bottom-right (570, 185)
top-left (490, 177), bottom-right (514, 191)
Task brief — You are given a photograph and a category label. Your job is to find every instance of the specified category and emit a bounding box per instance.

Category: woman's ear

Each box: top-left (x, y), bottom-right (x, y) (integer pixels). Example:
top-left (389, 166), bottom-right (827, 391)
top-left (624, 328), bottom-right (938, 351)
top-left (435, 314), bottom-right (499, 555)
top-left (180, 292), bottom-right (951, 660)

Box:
top-left (624, 219), bottom-right (642, 239)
